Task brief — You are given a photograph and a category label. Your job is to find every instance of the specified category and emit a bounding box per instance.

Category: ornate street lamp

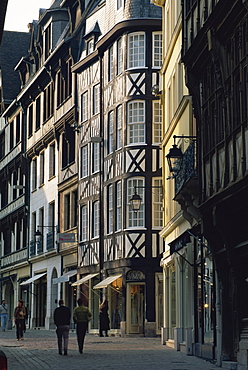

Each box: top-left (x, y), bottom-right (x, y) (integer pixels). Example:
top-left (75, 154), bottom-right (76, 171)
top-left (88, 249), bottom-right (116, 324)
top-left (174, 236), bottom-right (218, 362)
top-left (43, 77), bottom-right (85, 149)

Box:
top-left (166, 135), bottom-right (196, 176)
top-left (129, 191), bottom-right (142, 212)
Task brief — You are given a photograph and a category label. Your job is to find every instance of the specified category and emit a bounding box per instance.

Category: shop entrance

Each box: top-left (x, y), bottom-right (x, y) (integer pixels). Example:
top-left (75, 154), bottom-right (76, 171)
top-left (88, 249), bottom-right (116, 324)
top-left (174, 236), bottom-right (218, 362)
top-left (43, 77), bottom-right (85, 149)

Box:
top-left (127, 283), bottom-right (145, 334)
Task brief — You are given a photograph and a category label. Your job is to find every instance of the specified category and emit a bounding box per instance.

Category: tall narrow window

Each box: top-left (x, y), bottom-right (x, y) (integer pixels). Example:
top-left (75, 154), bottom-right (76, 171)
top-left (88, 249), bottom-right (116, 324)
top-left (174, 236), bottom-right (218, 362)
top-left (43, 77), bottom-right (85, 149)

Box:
top-left (92, 143), bottom-right (100, 173)
top-left (9, 120), bottom-right (14, 149)
top-left (81, 205), bottom-right (88, 241)
top-left (127, 100), bottom-right (145, 144)
top-left (72, 190), bottom-right (78, 228)
top-left (109, 45), bottom-right (114, 81)
top-left (108, 111), bottom-right (114, 153)
top-left (152, 32), bottom-right (162, 68)
top-left (153, 101), bottom-right (162, 143)
top-left (81, 91), bottom-right (88, 122)
top-left (117, 38), bottom-right (123, 75)
top-left (38, 207), bottom-right (44, 253)
top-left (116, 105), bottom-right (123, 149)
top-left (93, 84), bottom-right (100, 115)
top-left (81, 145), bottom-right (88, 178)
top-left (127, 178), bottom-right (145, 227)
top-left (116, 181), bottom-right (122, 230)
top-left (62, 125), bottom-right (75, 168)
top-left (28, 104), bottom-right (33, 137)
top-left (152, 178), bottom-right (163, 227)
top-left (44, 23), bottom-right (52, 59)
top-left (0, 131), bottom-right (5, 160)
top-left (36, 96), bottom-right (41, 130)
top-left (93, 201), bottom-right (100, 237)
top-left (108, 185), bottom-right (113, 233)
top-left (40, 151), bottom-right (45, 186)
top-left (117, 0), bottom-right (123, 10)
top-left (49, 143), bottom-right (55, 178)
top-left (16, 113), bottom-right (20, 144)
top-left (128, 32), bottom-right (145, 69)
top-left (64, 193), bottom-right (70, 231)
top-left (32, 158), bottom-right (37, 191)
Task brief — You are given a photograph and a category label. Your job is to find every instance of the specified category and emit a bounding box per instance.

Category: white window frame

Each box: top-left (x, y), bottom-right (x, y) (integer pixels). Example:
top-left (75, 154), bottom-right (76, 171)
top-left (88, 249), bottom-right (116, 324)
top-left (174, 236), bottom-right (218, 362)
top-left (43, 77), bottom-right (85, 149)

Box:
top-left (108, 111), bottom-right (114, 153)
top-left (92, 142), bottom-right (100, 173)
top-left (81, 145), bottom-right (88, 178)
top-left (117, 0), bottom-right (123, 10)
top-left (49, 142), bottom-right (55, 179)
top-left (116, 105), bottom-right (123, 149)
top-left (128, 32), bottom-right (145, 69)
top-left (152, 178), bottom-right (163, 228)
top-left (109, 45), bottom-right (114, 81)
top-left (40, 151), bottom-right (45, 186)
top-left (117, 37), bottom-right (123, 75)
top-left (127, 178), bottom-right (145, 228)
top-left (152, 32), bottom-right (162, 68)
top-left (152, 101), bottom-right (162, 144)
top-left (93, 84), bottom-right (100, 115)
top-left (127, 100), bottom-right (145, 144)
top-left (32, 158), bottom-right (37, 191)
top-left (93, 201), bottom-right (100, 238)
top-left (81, 91), bottom-right (88, 122)
top-left (81, 205), bottom-right (88, 241)
top-left (108, 184), bottom-right (113, 233)
top-left (116, 181), bottom-right (122, 231)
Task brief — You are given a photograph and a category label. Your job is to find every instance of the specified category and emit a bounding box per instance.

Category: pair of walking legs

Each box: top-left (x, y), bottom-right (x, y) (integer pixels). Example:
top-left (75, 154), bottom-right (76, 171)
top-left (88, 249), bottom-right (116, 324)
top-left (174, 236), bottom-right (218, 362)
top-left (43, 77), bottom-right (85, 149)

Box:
top-left (56, 325), bottom-right (70, 355)
top-left (1, 314), bottom-right (8, 331)
top-left (76, 322), bottom-right (87, 354)
top-left (15, 319), bottom-right (25, 340)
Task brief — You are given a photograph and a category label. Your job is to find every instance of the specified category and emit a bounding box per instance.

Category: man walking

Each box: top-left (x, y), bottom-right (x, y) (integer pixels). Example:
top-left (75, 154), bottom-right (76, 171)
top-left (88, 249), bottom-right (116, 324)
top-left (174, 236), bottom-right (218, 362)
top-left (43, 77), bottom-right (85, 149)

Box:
top-left (54, 299), bottom-right (71, 355)
top-left (0, 300), bottom-right (8, 331)
top-left (73, 298), bottom-right (92, 354)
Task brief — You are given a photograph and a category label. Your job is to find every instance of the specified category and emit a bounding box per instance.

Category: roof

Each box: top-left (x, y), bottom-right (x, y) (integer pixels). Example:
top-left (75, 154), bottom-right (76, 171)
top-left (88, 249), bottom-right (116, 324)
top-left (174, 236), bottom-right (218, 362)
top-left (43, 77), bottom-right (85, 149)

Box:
top-left (0, 31), bottom-right (30, 104)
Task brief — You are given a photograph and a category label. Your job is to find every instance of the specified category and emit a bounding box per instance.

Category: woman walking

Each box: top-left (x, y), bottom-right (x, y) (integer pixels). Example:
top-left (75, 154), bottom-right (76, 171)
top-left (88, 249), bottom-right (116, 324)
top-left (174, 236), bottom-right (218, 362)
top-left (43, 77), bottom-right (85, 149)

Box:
top-left (14, 300), bottom-right (26, 340)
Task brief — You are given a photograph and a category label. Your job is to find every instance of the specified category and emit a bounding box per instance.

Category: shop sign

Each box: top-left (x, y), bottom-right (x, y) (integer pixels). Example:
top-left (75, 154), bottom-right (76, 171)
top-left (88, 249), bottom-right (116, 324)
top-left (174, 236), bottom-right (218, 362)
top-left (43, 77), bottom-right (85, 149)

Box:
top-left (169, 232), bottom-right (191, 255)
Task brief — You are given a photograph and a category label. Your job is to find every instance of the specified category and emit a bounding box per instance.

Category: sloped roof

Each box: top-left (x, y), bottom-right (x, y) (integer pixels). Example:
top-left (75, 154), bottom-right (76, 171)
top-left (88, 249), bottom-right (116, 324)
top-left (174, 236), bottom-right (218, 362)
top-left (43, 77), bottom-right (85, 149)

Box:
top-left (0, 31), bottom-right (30, 103)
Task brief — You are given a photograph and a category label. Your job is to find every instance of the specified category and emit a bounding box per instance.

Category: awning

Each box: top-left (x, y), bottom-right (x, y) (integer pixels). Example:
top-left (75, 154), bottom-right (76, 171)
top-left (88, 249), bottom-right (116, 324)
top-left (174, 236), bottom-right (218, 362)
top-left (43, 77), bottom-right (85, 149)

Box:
top-left (20, 272), bottom-right (46, 285)
top-left (169, 231), bottom-right (191, 255)
top-left (71, 273), bottom-right (99, 287)
top-left (93, 274), bottom-right (122, 289)
top-left (53, 270), bottom-right (77, 284)
top-left (0, 274), bottom-right (16, 283)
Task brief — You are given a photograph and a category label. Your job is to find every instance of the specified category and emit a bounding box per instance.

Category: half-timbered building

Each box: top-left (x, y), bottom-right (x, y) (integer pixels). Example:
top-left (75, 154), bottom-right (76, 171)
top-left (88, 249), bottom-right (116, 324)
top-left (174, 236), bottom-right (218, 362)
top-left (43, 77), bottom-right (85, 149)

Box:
top-left (182, 0), bottom-right (248, 367)
top-left (72, 0), bottom-right (163, 336)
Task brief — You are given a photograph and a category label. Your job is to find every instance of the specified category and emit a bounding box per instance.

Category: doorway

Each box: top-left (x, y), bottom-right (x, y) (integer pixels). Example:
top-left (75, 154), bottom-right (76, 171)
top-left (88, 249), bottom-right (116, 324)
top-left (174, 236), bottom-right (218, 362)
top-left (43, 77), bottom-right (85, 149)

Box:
top-left (127, 283), bottom-right (145, 334)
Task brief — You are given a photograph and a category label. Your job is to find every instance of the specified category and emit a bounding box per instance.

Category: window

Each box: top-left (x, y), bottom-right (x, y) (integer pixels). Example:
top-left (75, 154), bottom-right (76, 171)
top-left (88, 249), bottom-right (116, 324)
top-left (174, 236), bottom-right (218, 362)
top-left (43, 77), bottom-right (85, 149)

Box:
top-left (117, 38), bottom-right (123, 75)
top-left (127, 100), bottom-right (145, 144)
top-left (116, 105), bottom-right (123, 149)
top-left (92, 143), bottom-right (100, 173)
top-left (81, 145), bottom-right (88, 177)
top-left (72, 190), bottom-right (78, 228)
top-left (87, 38), bottom-right (94, 54)
top-left (128, 32), bottom-right (145, 69)
top-left (43, 83), bottom-right (54, 122)
top-left (32, 158), bottom-right (37, 191)
top-left (108, 111), bottom-right (114, 153)
top-left (93, 84), bottom-right (100, 115)
top-left (62, 124), bottom-right (75, 168)
top-left (117, 0), bottom-right (123, 10)
top-left (38, 207), bottom-right (44, 253)
top-left (108, 185), bottom-right (113, 233)
top-left (116, 181), bottom-right (122, 230)
top-left (57, 59), bottom-right (72, 106)
top-left (93, 201), bottom-right (100, 237)
top-left (36, 96), bottom-right (41, 130)
top-left (40, 152), bottom-right (45, 186)
top-left (64, 193), bottom-right (70, 231)
top-left (44, 23), bottom-right (52, 59)
top-left (152, 178), bottom-right (163, 227)
top-left (109, 45), bottom-right (114, 81)
top-left (9, 120), bottom-right (14, 149)
top-left (16, 113), bottom-right (21, 144)
top-left (127, 178), bottom-right (145, 227)
top-left (49, 143), bottom-right (55, 178)
top-left (153, 32), bottom-right (162, 68)
top-left (153, 101), bottom-right (162, 143)
top-left (28, 104), bottom-right (33, 137)
top-left (81, 205), bottom-right (88, 241)
top-left (81, 92), bottom-right (88, 122)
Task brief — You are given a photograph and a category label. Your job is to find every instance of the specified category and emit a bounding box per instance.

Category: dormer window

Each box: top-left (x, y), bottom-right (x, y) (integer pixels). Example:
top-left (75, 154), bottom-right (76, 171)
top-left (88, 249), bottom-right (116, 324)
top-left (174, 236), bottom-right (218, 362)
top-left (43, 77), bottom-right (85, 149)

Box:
top-left (44, 23), bottom-right (52, 60)
top-left (87, 38), bottom-right (95, 55)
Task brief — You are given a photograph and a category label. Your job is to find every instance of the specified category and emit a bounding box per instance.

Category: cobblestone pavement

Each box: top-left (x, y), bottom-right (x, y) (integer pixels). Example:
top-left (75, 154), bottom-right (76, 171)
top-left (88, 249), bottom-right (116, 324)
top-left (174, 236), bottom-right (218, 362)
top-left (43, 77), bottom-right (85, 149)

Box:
top-left (0, 329), bottom-right (217, 370)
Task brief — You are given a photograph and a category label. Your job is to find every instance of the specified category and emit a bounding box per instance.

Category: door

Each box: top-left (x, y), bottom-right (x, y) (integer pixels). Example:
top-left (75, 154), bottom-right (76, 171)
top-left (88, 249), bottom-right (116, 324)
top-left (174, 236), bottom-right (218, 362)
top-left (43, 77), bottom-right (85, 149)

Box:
top-left (128, 284), bottom-right (145, 334)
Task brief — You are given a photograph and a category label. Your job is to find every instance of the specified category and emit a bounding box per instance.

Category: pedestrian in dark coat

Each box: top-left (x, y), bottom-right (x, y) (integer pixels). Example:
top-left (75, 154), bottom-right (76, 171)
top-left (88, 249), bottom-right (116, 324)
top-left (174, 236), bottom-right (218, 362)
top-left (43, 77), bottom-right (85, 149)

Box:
top-left (99, 299), bottom-right (110, 337)
top-left (54, 299), bottom-right (71, 355)
top-left (14, 300), bottom-right (26, 340)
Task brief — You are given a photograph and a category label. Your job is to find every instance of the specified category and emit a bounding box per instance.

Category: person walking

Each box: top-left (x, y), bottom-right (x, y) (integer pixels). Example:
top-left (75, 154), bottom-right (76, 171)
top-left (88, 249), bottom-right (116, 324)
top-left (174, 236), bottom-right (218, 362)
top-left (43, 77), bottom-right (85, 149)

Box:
top-left (99, 299), bottom-right (110, 337)
top-left (14, 300), bottom-right (26, 340)
top-left (54, 299), bottom-right (71, 356)
top-left (0, 300), bottom-right (8, 332)
top-left (73, 298), bottom-right (92, 354)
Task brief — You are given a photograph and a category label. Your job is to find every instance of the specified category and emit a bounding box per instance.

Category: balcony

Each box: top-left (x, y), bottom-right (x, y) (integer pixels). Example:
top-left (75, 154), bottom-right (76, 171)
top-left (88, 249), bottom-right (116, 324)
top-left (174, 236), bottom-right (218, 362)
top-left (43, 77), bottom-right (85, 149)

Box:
top-left (1, 247), bottom-right (28, 268)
